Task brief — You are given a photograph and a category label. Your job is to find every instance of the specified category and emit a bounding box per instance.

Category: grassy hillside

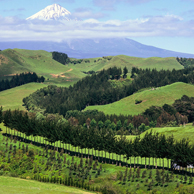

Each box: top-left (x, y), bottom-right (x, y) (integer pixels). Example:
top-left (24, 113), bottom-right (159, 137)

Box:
top-left (0, 49), bottom-right (183, 82)
top-left (98, 55), bottom-right (183, 71)
top-left (0, 176), bottom-right (96, 194)
top-left (0, 49), bottom-right (184, 112)
top-left (85, 82), bottom-right (194, 116)
top-left (0, 83), bottom-right (45, 110)
top-left (123, 124), bottom-right (194, 145)
top-left (66, 55), bottom-right (183, 74)
top-left (0, 49), bottom-right (85, 86)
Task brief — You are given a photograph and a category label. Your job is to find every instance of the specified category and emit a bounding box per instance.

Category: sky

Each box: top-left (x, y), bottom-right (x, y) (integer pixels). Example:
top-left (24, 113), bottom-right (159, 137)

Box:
top-left (1, 0), bottom-right (194, 54)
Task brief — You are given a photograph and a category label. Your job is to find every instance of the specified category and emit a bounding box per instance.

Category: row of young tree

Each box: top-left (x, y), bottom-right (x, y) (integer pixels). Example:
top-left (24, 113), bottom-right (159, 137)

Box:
top-left (0, 72), bottom-right (45, 92)
top-left (1, 108), bottom-right (194, 167)
top-left (22, 66), bottom-right (194, 118)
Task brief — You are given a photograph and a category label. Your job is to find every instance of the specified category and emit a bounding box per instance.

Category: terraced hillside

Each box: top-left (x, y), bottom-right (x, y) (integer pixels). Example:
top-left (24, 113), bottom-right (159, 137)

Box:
top-left (85, 82), bottom-right (194, 116)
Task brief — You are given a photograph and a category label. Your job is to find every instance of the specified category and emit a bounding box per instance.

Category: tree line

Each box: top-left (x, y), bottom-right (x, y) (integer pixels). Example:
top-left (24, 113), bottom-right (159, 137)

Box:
top-left (0, 72), bottom-right (45, 92)
top-left (1, 108), bottom-right (194, 167)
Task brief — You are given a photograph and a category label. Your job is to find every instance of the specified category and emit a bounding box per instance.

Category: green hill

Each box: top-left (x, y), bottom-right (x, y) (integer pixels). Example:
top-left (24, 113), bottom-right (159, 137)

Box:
top-left (123, 124), bottom-right (194, 145)
top-left (0, 83), bottom-right (45, 110)
top-left (0, 49), bottom-right (183, 81)
top-left (85, 82), bottom-right (194, 116)
top-left (98, 55), bottom-right (183, 71)
top-left (0, 176), bottom-right (96, 194)
top-left (0, 49), bottom-right (185, 112)
top-left (66, 55), bottom-right (183, 74)
top-left (0, 49), bottom-right (85, 86)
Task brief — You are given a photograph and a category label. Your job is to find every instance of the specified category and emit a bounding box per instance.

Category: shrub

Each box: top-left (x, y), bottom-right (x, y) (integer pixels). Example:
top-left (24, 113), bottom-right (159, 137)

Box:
top-left (100, 182), bottom-right (124, 194)
top-left (135, 99), bottom-right (142, 104)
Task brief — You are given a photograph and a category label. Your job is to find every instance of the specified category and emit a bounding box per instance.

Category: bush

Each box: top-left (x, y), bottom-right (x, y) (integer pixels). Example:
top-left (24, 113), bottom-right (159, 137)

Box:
top-left (175, 184), bottom-right (194, 194)
top-left (135, 99), bottom-right (142, 104)
top-left (100, 182), bottom-right (124, 194)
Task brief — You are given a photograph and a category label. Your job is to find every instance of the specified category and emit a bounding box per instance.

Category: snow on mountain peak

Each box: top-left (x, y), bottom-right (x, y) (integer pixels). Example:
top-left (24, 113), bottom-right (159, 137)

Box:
top-left (26, 4), bottom-right (78, 21)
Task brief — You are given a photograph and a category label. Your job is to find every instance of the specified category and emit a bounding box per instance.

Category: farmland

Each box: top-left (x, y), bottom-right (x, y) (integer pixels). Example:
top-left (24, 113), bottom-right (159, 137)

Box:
top-left (1, 48), bottom-right (194, 194)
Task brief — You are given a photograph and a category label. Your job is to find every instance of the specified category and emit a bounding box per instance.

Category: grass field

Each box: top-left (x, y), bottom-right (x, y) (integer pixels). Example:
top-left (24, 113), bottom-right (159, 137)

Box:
top-left (0, 83), bottom-right (46, 110)
top-left (117, 124), bottom-right (194, 146)
top-left (85, 82), bottom-right (194, 116)
top-left (0, 48), bottom-right (185, 113)
top-left (0, 176), bottom-right (97, 194)
top-left (96, 55), bottom-right (183, 71)
top-left (0, 49), bottom-right (85, 86)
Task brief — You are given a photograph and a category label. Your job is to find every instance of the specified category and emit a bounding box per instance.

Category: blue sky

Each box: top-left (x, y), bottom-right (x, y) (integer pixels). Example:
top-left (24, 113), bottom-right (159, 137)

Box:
top-left (1, 0), bottom-right (194, 54)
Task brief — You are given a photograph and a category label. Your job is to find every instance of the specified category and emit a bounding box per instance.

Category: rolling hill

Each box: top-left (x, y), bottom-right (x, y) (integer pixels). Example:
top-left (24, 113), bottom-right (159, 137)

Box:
top-left (0, 48), bottom-right (185, 112)
top-left (0, 49), bottom-right (85, 86)
top-left (84, 82), bottom-right (194, 116)
top-left (0, 49), bottom-right (183, 78)
top-left (0, 48), bottom-right (183, 84)
top-left (123, 124), bottom-right (194, 145)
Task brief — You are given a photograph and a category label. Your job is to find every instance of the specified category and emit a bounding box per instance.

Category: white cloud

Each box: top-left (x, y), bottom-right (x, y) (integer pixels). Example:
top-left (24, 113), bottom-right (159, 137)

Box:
top-left (72, 8), bottom-right (108, 19)
top-left (93, 0), bottom-right (153, 10)
top-left (0, 14), bottom-right (193, 42)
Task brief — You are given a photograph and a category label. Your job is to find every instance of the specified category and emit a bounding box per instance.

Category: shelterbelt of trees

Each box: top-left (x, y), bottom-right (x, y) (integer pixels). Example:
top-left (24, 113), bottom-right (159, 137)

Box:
top-left (23, 66), bottom-right (194, 120)
top-left (0, 72), bottom-right (45, 92)
top-left (1, 107), bottom-right (194, 167)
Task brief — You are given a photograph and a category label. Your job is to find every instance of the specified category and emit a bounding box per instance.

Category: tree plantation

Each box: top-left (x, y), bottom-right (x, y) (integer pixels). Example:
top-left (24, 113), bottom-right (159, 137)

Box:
top-left (1, 108), bottom-right (194, 167)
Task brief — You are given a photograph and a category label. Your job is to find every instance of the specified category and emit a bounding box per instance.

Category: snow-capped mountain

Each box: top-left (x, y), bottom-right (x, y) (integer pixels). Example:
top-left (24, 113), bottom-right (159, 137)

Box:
top-left (26, 4), bottom-right (79, 21)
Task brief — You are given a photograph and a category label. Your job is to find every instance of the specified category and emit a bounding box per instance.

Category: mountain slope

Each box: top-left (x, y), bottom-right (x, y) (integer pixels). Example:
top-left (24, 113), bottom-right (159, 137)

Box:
top-left (84, 82), bottom-right (194, 116)
top-left (1, 38), bottom-right (194, 59)
top-left (26, 4), bottom-right (78, 21)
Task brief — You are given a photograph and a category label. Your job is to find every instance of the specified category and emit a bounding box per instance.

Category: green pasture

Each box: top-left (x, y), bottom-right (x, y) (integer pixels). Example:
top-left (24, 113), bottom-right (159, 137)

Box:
top-left (140, 125), bottom-right (194, 145)
top-left (0, 49), bottom-right (183, 82)
top-left (0, 176), bottom-right (97, 194)
top-left (0, 83), bottom-right (45, 110)
top-left (0, 49), bottom-right (185, 113)
top-left (116, 124), bottom-right (194, 146)
top-left (99, 55), bottom-right (183, 71)
top-left (85, 82), bottom-right (194, 116)
top-left (0, 48), bottom-right (85, 85)
top-left (66, 55), bottom-right (183, 76)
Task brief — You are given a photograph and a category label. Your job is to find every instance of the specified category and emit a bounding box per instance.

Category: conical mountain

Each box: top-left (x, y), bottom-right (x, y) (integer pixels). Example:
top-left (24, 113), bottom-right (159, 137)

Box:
top-left (26, 4), bottom-right (79, 21)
